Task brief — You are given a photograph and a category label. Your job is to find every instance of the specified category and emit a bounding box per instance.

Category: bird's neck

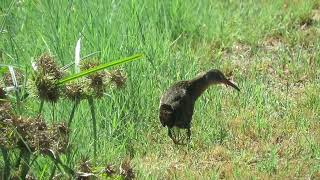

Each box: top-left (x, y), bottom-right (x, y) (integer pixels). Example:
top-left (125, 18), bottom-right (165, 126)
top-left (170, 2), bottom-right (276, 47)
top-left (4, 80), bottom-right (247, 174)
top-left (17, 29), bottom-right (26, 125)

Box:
top-left (189, 74), bottom-right (212, 99)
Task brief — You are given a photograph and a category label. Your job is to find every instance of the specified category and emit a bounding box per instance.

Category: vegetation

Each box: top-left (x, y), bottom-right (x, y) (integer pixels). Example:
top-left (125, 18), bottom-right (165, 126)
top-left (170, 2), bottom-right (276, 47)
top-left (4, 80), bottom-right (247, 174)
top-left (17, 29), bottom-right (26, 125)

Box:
top-left (1, 0), bottom-right (320, 179)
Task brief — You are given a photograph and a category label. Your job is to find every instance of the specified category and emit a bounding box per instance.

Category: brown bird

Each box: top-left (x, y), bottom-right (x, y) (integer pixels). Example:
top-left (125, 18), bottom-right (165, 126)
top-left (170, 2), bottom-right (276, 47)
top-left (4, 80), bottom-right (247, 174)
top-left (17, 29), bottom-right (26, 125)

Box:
top-left (159, 69), bottom-right (240, 144)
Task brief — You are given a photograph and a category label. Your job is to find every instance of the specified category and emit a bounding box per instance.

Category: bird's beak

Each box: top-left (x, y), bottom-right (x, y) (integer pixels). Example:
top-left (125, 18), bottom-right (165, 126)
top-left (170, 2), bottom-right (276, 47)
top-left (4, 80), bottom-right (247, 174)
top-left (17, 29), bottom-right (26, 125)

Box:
top-left (222, 79), bottom-right (240, 91)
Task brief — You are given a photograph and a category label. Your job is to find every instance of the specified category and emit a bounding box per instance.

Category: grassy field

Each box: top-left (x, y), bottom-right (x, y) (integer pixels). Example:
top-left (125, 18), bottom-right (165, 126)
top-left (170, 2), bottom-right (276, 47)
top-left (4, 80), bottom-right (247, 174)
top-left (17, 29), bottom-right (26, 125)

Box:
top-left (1, 0), bottom-right (320, 179)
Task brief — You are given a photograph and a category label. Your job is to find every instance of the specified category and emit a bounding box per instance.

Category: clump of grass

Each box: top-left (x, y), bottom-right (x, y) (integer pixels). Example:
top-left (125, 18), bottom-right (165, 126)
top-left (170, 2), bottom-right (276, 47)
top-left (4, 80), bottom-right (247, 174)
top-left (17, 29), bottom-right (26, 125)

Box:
top-left (297, 27), bottom-right (320, 47)
top-left (297, 13), bottom-right (315, 30)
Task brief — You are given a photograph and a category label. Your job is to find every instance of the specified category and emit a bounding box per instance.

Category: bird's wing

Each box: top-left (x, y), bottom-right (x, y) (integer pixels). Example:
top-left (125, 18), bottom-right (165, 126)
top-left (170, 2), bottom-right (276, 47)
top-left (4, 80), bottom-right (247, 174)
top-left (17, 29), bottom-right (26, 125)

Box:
top-left (159, 88), bottom-right (191, 127)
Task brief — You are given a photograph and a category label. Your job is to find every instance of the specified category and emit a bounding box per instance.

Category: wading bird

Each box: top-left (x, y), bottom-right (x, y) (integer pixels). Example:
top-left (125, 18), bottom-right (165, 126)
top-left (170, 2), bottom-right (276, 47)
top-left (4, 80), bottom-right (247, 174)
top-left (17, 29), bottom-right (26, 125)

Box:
top-left (159, 69), bottom-right (240, 144)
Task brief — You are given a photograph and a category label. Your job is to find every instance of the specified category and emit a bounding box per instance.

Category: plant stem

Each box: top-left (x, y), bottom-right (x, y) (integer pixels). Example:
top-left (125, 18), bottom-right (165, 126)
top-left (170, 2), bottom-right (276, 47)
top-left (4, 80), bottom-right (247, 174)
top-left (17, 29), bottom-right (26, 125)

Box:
top-left (14, 89), bottom-right (21, 114)
top-left (20, 148), bottom-right (31, 179)
top-left (39, 100), bottom-right (44, 114)
top-left (15, 150), bottom-right (22, 168)
top-left (66, 99), bottom-right (80, 169)
top-left (88, 97), bottom-right (97, 161)
top-left (68, 99), bottom-right (80, 127)
top-left (48, 154), bottom-right (75, 177)
top-left (52, 102), bottom-right (56, 123)
top-left (49, 164), bottom-right (57, 179)
top-left (1, 146), bottom-right (10, 180)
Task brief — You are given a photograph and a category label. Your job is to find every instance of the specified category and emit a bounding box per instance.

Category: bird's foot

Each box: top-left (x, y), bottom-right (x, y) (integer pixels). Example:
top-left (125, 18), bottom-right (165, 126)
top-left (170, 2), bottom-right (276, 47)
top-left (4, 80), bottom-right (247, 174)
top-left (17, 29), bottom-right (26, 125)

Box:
top-left (171, 130), bottom-right (190, 145)
top-left (172, 140), bottom-right (186, 145)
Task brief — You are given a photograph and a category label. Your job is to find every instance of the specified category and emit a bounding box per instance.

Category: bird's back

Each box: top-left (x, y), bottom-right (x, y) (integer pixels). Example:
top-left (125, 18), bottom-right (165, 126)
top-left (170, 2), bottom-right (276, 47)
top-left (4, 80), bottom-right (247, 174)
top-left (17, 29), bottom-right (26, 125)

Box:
top-left (159, 81), bottom-right (195, 128)
top-left (160, 81), bottom-right (189, 104)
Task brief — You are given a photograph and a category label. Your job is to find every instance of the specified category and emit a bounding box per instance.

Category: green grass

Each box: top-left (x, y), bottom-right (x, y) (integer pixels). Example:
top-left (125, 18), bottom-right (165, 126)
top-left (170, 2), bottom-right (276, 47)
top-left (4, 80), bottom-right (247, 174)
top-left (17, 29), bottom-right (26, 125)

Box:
top-left (1, 0), bottom-right (320, 179)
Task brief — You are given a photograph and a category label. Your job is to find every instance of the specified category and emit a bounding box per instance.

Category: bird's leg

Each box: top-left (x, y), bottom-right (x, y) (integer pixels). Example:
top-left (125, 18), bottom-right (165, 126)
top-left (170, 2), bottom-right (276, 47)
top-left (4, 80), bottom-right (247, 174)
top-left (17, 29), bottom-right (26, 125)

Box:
top-left (175, 129), bottom-right (191, 145)
top-left (168, 128), bottom-right (186, 145)
top-left (179, 129), bottom-right (190, 144)
top-left (171, 129), bottom-right (187, 145)
top-left (168, 128), bottom-right (174, 140)
top-left (173, 128), bottom-right (179, 142)
top-left (176, 129), bottom-right (181, 142)
top-left (187, 128), bottom-right (191, 141)
top-left (176, 129), bottom-right (182, 144)
top-left (168, 128), bottom-right (179, 144)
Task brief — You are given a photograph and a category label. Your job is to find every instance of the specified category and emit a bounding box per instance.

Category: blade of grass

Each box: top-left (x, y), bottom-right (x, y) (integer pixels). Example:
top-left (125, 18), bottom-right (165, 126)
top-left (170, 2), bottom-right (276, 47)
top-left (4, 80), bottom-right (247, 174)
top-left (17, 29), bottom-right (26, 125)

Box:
top-left (57, 54), bottom-right (144, 85)
top-left (0, 66), bottom-right (8, 75)
top-left (68, 98), bottom-right (80, 127)
top-left (1, 146), bottom-right (10, 180)
top-left (47, 153), bottom-right (75, 177)
top-left (8, 66), bottom-right (21, 113)
top-left (60, 51), bottom-right (101, 71)
top-left (49, 165), bottom-right (57, 180)
top-left (52, 102), bottom-right (56, 123)
top-left (75, 37), bottom-right (81, 73)
top-left (39, 100), bottom-right (44, 114)
top-left (20, 149), bottom-right (31, 179)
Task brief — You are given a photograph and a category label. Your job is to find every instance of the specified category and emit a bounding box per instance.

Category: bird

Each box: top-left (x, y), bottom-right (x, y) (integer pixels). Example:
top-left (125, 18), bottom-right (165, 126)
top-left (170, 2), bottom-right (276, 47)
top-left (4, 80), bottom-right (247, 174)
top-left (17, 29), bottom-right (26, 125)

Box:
top-left (159, 69), bottom-right (240, 144)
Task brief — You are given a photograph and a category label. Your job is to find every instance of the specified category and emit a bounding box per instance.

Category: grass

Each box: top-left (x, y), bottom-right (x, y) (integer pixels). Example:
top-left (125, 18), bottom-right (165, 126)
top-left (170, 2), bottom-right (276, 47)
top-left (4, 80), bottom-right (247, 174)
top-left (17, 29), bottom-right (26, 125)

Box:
top-left (1, 0), bottom-right (320, 179)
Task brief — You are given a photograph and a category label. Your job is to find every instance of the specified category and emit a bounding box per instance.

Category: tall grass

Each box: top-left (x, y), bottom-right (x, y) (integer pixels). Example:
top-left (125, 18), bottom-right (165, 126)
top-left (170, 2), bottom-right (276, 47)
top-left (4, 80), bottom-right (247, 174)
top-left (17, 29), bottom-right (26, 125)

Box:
top-left (1, 0), bottom-right (320, 179)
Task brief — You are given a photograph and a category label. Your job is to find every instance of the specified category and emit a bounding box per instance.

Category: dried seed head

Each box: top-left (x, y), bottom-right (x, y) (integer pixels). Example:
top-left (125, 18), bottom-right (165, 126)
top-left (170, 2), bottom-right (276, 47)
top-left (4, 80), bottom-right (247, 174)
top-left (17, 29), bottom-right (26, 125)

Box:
top-left (32, 53), bottom-right (64, 103)
top-left (78, 156), bottom-right (92, 173)
top-left (49, 122), bottom-right (70, 154)
top-left (0, 87), bottom-right (6, 101)
top-left (14, 116), bottom-right (49, 152)
top-left (0, 79), bottom-right (5, 96)
top-left (76, 172), bottom-right (96, 179)
top-left (36, 54), bottom-right (63, 79)
top-left (104, 164), bottom-right (116, 177)
top-left (0, 102), bottom-right (12, 116)
top-left (80, 61), bottom-right (99, 71)
top-left (64, 60), bottom-right (127, 100)
top-left (25, 174), bottom-right (36, 180)
top-left (1, 114), bottom-right (70, 155)
top-left (64, 80), bottom-right (87, 101)
top-left (107, 69), bottom-right (127, 89)
top-left (56, 123), bottom-right (69, 135)
top-left (0, 103), bottom-right (15, 148)
top-left (2, 68), bottom-right (24, 87)
top-left (90, 73), bottom-right (105, 98)
top-left (35, 75), bottom-right (60, 103)
top-left (79, 60), bottom-right (108, 98)
top-left (120, 158), bottom-right (135, 180)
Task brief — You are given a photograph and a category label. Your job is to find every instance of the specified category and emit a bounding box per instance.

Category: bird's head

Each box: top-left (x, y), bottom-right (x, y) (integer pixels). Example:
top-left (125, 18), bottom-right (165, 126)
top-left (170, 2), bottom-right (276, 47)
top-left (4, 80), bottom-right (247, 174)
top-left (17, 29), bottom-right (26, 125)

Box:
top-left (204, 69), bottom-right (240, 91)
